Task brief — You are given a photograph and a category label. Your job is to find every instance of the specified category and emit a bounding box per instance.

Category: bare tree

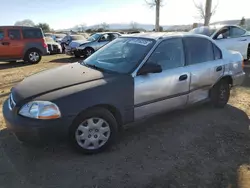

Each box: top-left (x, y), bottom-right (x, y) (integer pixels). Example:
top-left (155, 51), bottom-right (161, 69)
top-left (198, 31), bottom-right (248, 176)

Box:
top-left (79, 23), bottom-right (86, 32)
top-left (101, 22), bottom-right (109, 30)
top-left (193, 0), bottom-right (218, 26)
top-left (145, 0), bottom-right (164, 32)
top-left (130, 21), bottom-right (138, 29)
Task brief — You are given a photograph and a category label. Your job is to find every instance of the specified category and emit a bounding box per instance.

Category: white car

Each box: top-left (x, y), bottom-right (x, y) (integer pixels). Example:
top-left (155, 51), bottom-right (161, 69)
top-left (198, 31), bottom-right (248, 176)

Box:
top-left (190, 25), bottom-right (250, 60)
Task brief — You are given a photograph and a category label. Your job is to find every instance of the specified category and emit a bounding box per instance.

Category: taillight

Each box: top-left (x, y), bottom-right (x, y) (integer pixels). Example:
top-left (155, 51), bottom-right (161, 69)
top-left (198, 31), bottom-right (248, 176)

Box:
top-left (242, 60), bottom-right (245, 68)
top-left (42, 38), bottom-right (47, 48)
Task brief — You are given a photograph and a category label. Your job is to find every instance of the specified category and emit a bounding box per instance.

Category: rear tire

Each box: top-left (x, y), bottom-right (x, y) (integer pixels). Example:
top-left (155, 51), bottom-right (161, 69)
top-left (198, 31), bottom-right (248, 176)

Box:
top-left (210, 79), bottom-right (230, 108)
top-left (69, 107), bottom-right (118, 154)
top-left (24, 49), bottom-right (41, 64)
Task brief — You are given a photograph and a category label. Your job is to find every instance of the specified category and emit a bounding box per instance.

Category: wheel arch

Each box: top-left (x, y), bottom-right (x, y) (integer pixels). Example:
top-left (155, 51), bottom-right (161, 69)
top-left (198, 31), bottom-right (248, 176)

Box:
top-left (213, 75), bottom-right (233, 88)
top-left (24, 47), bottom-right (42, 57)
top-left (71, 104), bottom-right (123, 131)
top-left (84, 46), bottom-right (95, 51)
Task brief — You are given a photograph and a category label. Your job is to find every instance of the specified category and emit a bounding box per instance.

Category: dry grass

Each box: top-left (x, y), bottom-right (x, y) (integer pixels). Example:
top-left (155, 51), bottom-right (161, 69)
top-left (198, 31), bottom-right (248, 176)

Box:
top-left (0, 54), bottom-right (71, 129)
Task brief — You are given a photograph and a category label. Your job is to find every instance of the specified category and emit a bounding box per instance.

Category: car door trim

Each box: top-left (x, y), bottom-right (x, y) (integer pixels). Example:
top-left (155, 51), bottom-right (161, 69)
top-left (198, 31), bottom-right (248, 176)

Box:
top-left (134, 85), bottom-right (211, 108)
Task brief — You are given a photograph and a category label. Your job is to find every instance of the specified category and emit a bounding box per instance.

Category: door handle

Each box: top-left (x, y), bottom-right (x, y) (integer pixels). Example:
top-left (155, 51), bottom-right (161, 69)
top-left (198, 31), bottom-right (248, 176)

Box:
top-left (216, 66), bottom-right (222, 72)
top-left (179, 74), bottom-right (188, 81)
top-left (2, 42), bottom-right (10, 45)
top-left (239, 39), bottom-right (247, 41)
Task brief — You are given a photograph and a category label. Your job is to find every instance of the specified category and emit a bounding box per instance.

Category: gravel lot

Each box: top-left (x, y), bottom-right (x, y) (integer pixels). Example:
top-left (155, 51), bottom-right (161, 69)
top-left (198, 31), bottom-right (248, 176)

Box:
top-left (1, 55), bottom-right (250, 188)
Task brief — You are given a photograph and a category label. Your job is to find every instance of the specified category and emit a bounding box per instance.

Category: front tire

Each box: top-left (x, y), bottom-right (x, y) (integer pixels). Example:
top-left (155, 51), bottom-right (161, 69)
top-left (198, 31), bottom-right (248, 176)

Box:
top-left (69, 107), bottom-right (118, 154)
top-left (210, 79), bottom-right (230, 108)
top-left (24, 49), bottom-right (41, 64)
top-left (84, 47), bottom-right (94, 58)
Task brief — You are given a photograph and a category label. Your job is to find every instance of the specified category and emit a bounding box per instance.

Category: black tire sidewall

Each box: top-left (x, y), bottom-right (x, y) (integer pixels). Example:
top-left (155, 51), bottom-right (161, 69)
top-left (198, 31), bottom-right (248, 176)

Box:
top-left (210, 80), bottom-right (230, 108)
top-left (84, 48), bottom-right (94, 58)
top-left (25, 50), bottom-right (41, 64)
top-left (69, 107), bottom-right (118, 154)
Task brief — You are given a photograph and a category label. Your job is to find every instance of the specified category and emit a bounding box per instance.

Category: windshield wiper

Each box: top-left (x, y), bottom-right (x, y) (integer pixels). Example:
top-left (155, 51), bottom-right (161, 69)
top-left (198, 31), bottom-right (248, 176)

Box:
top-left (83, 61), bottom-right (105, 72)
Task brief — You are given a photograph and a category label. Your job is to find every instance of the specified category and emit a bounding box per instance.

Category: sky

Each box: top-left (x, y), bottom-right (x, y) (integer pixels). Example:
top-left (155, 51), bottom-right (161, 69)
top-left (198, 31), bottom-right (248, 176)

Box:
top-left (0, 0), bottom-right (250, 30)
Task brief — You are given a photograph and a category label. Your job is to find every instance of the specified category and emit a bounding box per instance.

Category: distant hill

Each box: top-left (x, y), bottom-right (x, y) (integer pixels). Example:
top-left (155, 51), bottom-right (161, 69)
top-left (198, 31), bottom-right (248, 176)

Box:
top-left (57, 18), bottom-right (250, 32)
top-left (211, 18), bottom-right (250, 26)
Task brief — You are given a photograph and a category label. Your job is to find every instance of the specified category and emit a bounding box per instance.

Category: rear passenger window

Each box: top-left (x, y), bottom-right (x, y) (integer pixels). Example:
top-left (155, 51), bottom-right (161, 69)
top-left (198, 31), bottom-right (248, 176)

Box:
top-left (0, 30), bottom-right (4, 40)
top-left (22, 29), bottom-right (43, 39)
top-left (147, 38), bottom-right (185, 70)
top-left (213, 44), bottom-right (222, 60)
top-left (184, 37), bottom-right (214, 65)
top-left (8, 29), bottom-right (21, 40)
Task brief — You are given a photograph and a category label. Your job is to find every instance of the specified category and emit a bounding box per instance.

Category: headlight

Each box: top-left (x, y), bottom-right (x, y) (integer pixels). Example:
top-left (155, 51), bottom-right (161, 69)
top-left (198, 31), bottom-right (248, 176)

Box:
top-left (19, 101), bottom-right (61, 119)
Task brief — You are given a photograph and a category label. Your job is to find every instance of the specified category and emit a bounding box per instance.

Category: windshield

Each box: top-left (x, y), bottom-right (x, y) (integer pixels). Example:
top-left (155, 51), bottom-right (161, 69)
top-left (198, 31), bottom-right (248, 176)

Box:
top-left (189, 26), bottom-right (216, 36)
top-left (87, 33), bottom-right (101, 41)
top-left (71, 35), bottom-right (86, 40)
top-left (45, 37), bottom-right (54, 42)
top-left (82, 37), bottom-right (155, 74)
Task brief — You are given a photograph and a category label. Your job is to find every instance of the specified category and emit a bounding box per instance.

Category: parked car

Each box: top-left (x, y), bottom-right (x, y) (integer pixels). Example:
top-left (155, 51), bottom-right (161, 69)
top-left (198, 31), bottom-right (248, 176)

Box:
top-left (0, 26), bottom-right (48, 64)
top-left (61, 34), bottom-right (86, 53)
top-left (3, 33), bottom-right (245, 154)
top-left (67, 32), bottom-right (121, 58)
top-left (54, 33), bottom-right (66, 43)
top-left (45, 37), bottom-right (62, 54)
top-left (44, 33), bottom-right (66, 44)
top-left (189, 25), bottom-right (250, 60)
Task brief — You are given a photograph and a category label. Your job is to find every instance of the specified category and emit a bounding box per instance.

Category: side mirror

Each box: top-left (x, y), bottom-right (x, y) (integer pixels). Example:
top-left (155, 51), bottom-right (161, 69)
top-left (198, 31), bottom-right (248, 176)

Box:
top-left (137, 63), bottom-right (162, 75)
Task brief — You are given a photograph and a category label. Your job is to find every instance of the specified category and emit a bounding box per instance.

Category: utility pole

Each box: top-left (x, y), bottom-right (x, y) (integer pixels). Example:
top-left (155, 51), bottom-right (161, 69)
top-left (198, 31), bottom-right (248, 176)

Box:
top-left (204, 0), bottom-right (212, 26)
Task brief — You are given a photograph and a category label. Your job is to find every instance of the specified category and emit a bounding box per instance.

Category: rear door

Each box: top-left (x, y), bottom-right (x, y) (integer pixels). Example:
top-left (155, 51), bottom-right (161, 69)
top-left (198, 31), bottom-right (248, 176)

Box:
top-left (134, 38), bottom-right (190, 119)
top-left (6, 28), bottom-right (23, 58)
top-left (183, 36), bottom-right (224, 104)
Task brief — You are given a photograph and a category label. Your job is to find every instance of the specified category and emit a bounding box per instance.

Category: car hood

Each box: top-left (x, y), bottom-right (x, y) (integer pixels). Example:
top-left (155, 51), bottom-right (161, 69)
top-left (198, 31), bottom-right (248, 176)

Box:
top-left (46, 41), bottom-right (60, 45)
top-left (69, 40), bottom-right (89, 48)
top-left (12, 63), bottom-right (114, 103)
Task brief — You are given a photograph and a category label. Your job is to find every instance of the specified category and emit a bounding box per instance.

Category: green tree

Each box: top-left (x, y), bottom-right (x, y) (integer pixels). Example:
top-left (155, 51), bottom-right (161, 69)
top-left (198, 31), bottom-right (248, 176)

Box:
top-left (86, 29), bottom-right (93, 33)
top-left (36, 23), bottom-right (50, 33)
top-left (14, 19), bottom-right (35, 27)
top-left (239, 17), bottom-right (246, 27)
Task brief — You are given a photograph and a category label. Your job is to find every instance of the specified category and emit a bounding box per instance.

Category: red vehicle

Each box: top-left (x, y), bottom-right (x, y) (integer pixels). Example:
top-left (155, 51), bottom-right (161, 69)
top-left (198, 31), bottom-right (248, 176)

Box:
top-left (0, 26), bottom-right (48, 64)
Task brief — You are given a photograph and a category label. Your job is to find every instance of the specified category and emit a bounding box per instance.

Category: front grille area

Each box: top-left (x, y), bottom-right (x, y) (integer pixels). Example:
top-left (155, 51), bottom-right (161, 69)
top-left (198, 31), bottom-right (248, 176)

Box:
top-left (52, 44), bottom-right (58, 49)
top-left (47, 44), bottom-right (52, 51)
top-left (8, 93), bottom-right (16, 110)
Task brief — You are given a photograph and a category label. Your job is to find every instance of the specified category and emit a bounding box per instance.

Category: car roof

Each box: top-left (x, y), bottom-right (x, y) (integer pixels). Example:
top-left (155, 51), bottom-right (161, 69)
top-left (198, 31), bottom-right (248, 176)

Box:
top-left (0, 26), bottom-right (40, 29)
top-left (120, 32), bottom-right (211, 40)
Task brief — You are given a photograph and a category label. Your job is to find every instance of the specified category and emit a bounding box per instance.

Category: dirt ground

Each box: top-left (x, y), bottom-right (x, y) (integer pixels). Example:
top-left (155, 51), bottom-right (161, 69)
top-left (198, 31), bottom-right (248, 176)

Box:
top-left (0, 55), bottom-right (250, 188)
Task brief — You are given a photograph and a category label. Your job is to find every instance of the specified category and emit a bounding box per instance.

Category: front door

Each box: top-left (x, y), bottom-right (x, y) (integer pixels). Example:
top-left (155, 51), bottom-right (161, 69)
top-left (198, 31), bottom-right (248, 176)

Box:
top-left (96, 34), bottom-right (111, 50)
top-left (213, 26), bottom-right (249, 59)
top-left (134, 38), bottom-right (190, 120)
top-left (183, 37), bottom-right (224, 104)
top-left (0, 28), bottom-right (9, 58)
top-left (6, 29), bottom-right (23, 58)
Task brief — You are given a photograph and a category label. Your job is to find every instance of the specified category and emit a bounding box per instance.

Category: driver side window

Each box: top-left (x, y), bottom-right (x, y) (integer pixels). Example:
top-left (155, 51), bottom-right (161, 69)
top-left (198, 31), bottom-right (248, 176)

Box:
top-left (230, 26), bottom-right (246, 38)
top-left (99, 34), bottom-right (110, 42)
top-left (214, 27), bottom-right (230, 39)
top-left (146, 38), bottom-right (185, 70)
